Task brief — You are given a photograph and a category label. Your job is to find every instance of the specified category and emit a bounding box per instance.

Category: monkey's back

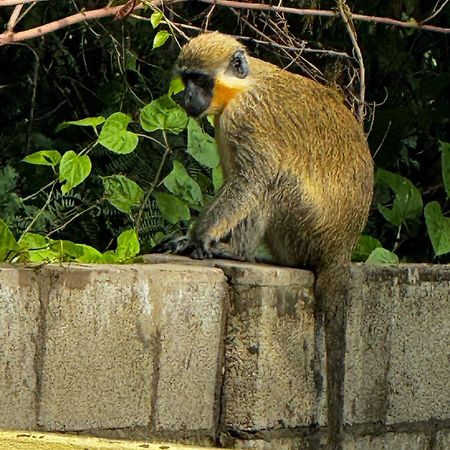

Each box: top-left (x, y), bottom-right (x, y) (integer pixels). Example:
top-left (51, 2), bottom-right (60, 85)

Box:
top-left (219, 58), bottom-right (374, 268)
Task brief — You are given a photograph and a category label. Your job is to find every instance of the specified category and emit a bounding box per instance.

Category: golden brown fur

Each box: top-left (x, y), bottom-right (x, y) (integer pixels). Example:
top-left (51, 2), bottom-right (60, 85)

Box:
top-left (177, 31), bottom-right (374, 271)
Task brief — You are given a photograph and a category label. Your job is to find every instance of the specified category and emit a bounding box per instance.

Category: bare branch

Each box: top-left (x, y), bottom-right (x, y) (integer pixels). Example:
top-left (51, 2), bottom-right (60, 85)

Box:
top-left (422, 0), bottom-right (450, 25)
top-left (7, 4), bottom-right (22, 30)
top-left (337, 0), bottom-right (365, 123)
top-left (0, 1), bottom-right (164, 46)
top-left (0, 0), bottom-right (46, 6)
top-left (196, 0), bottom-right (450, 34)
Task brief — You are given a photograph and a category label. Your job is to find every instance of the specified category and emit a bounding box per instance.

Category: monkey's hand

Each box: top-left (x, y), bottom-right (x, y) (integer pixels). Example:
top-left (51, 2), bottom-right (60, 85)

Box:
top-left (151, 233), bottom-right (239, 261)
top-left (150, 234), bottom-right (193, 255)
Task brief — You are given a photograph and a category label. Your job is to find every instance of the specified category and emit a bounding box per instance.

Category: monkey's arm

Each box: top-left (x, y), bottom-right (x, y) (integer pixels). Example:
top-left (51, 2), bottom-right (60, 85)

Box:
top-left (189, 173), bottom-right (267, 258)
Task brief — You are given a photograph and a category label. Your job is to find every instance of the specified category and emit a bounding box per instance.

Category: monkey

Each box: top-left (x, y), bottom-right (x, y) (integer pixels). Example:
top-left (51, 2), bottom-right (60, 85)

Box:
top-left (152, 32), bottom-right (374, 449)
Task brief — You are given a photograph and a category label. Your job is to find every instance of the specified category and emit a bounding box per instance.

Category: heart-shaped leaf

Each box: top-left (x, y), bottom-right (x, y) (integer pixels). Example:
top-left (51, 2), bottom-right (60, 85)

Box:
top-left (187, 118), bottom-right (220, 169)
top-left (56, 116), bottom-right (105, 132)
top-left (153, 30), bottom-right (170, 49)
top-left (352, 234), bottom-right (382, 262)
top-left (163, 161), bottom-right (203, 208)
top-left (150, 11), bottom-right (163, 28)
top-left (0, 218), bottom-right (17, 261)
top-left (366, 248), bottom-right (399, 265)
top-left (59, 151), bottom-right (92, 194)
top-left (424, 201), bottom-right (450, 256)
top-left (116, 229), bottom-right (140, 260)
top-left (102, 175), bottom-right (144, 215)
top-left (376, 169), bottom-right (423, 226)
top-left (154, 192), bottom-right (190, 224)
top-left (140, 95), bottom-right (188, 134)
top-left (23, 150), bottom-right (61, 167)
top-left (440, 141), bottom-right (450, 198)
top-left (98, 112), bottom-right (139, 154)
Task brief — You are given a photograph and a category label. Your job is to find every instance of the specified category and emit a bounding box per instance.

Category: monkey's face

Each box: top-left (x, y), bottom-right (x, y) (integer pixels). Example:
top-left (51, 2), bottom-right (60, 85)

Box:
top-left (175, 33), bottom-right (250, 117)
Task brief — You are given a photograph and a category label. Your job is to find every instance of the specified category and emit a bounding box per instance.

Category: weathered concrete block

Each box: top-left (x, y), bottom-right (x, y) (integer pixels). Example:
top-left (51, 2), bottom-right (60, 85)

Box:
top-left (344, 265), bottom-right (450, 425)
top-left (343, 432), bottom-right (429, 450)
top-left (0, 266), bottom-right (40, 428)
top-left (435, 429), bottom-right (450, 450)
top-left (230, 437), bottom-right (317, 449)
top-left (217, 261), bottom-right (324, 432)
top-left (148, 265), bottom-right (227, 432)
top-left (37, 263), bottom-right (227, 434)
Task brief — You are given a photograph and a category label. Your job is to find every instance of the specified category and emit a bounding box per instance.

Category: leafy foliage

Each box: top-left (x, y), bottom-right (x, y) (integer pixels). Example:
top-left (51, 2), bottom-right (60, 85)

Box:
top-left (0, 1), bottom-right (449, 264)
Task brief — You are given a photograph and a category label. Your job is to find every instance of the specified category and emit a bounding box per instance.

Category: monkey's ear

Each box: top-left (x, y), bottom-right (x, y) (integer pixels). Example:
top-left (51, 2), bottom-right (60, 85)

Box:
top-left (229, 49), bottom-right (249, 79)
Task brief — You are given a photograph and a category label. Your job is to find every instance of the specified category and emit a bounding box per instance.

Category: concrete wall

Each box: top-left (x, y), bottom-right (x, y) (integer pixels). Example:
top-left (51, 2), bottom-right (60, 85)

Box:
top-left (0, 256), bottom-right (449, 449)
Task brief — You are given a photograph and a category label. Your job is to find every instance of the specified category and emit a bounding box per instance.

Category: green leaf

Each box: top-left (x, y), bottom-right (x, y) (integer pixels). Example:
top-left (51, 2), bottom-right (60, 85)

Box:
top-left (154, 192), bottom-right (190, 224)
top-left (101, 250), bottom-right (120, 264)
top-left (168, 76), bottom-right (185, 96)
top-left (163, 161), bottom-right (203, 208)
top-left (23, 150), bottom-right (61, 167)
top-left (116, 229), bottom-right (140, 260)
top-left (187, 119), bottom-right (220, 169)
top-left (424, 201), bottom-right (450, 256)
top-left (376, 169), bottom-right (423, 226)
top-left (366, 248), bottom-right (399, 265)
top-left (0, 218), bottom-right (17, 261)
top-left (440, 141), bottom-right (450, 198)
top-left (140, 95), bottom-right (188, 134)
top-left (153, 30), bottom-right (170, 49)
top-left (59, 151), bottom-right (92, 194)
top-left (76, 244), bottom-right (105, 263)
top-left (352, 235), bottom-right (382, 262)
top-left (56, 116), bottom-right (105, 132)
top-left (49, 239), bottom-right (84, 261)
top-left (150, 11), bottom-right (163, 28)
top-left (102, 175), bottom-right (144, 215)
top-left (212, 165), bottom-right (224, 193)
top-left (18, 233), bottom-right (54, 263)
top-left (98, 112), bottom-right (139, 154)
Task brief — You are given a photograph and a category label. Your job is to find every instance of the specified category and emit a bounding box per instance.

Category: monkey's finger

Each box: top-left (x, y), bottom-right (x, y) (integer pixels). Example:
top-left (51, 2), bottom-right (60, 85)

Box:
top-left (151, 235), bottom-right (192, 254)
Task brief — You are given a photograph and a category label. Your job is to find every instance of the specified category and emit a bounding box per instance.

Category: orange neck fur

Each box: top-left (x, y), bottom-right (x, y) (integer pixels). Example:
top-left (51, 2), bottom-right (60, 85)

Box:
top-left (211, 80), bottom-right (246, 111)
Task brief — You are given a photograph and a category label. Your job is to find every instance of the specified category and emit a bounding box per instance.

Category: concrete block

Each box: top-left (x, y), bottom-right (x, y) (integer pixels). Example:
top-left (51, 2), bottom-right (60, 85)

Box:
top-left (230, 437), bottom-right (317, 449)
top-left (219, 261), bottom-right (324, 431)
top-left (344, 265), bottom-right (450, 425)
top-left (343, 432), bottom-right (429, 450)
top-left (37, 263), bottom-right (227, 434)
top-left (148, 264), bottom-right (227, 432)
top-left (435, 429), bottom-right (450, 450)
top-left (0, 266), bottom-right (40, 428)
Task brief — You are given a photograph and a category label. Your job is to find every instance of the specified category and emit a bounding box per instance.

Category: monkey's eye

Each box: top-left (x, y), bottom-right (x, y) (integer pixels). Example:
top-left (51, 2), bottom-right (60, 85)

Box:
top-left (229, 50), bottom-right (248, 79)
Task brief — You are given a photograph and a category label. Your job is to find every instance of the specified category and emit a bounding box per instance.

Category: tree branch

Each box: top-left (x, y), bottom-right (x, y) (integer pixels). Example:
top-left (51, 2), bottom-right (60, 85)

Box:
top-left (0, 0), bottom-right (47, 6)
top-left (196, 0), bottom-right (450, 34)
top-left (0, 2), bottom-right (151, 46)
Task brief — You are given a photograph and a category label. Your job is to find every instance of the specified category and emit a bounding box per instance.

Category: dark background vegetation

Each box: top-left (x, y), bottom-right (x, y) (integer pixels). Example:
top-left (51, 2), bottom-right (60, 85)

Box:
top-left (0, 0), bottom-right (449, 262)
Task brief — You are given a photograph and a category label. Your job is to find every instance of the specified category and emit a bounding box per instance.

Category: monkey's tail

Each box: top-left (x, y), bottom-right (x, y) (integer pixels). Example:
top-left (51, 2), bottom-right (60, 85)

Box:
top-left (314, 263), bottom-right (351, 450)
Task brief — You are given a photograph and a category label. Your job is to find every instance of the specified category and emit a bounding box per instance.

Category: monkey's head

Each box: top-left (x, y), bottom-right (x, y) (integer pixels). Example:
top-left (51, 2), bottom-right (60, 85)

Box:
top-left (175, 32), bottom-right (251, 117)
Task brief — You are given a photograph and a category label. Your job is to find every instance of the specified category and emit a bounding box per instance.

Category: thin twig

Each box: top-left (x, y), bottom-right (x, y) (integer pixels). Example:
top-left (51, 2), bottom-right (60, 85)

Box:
top-left (422, 0), bottom-right (450, 25)
top-left (22, 179), bottom-right (57, 202)
top-left (337, 0), bottom-right (365, 123)
top-left (7, 4), bottom-right (23, 31)
top-left (196, 0), bottom-right (450, 34)
top-left (21, 181), bottom-right (56, 237)
top-left (46, 203), bottom-right (100, 237)
top-left (135, 130), bottom-right (172, 235)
